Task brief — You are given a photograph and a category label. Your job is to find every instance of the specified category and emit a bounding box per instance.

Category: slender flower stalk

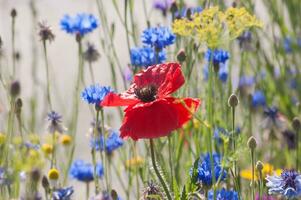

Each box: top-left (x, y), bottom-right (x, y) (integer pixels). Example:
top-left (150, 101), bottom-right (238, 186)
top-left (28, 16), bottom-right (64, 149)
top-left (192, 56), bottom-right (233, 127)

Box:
top-left (248, 136), bottom-right (257, 200)
top-left (86, 182), bottom-right (90, 200)
top-left (149, 139), bottom-right (172, 200)
top-left (256, 161), bottom-right (264, 200)
top-left (91, 108), bottom-right (100, 194)
top-left (292, 117), bottom-right (301, 171)
top-left (99, 107), bottom-right (110, 191)
top-left (42, 40), bottom-right (52, 110)
top-left (207, 54), bottom-right (216, 198)
top-left (11, 9), bottom-right (17, 78)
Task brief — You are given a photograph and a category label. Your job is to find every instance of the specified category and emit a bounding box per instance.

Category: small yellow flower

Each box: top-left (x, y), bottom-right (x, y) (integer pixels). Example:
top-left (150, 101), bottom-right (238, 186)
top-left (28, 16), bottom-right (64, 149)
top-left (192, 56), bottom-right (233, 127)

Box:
top-left (42, 144), bottom-right (53, 155)
top-left (60, 134), bottom-right (72, 145)
top-left (126, 156), bottom-right (144, 168)
top-left (240, 163), bottom-right (282, 181)
top-left (48, 168), bottom-right (59, 180)
top-left (0, 133), bottom-right (6, 145)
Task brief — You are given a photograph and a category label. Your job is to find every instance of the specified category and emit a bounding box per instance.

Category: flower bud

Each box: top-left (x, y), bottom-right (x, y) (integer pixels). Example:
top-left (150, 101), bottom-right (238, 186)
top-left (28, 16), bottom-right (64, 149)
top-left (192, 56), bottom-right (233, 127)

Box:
top-left (48, 168), bottom-right (59, 180)
top-left (176, 49), bottom-right (186, 62)
top-left (10, 81), bottom-right (20, 97)
top-left (228, 94), bottom-right (239, 107)
top-left (256, 161), bottom-right (264, 172)
top-left (247, 136), bottom-right (257, 150)
top-left (42, 176), bottom-right (50, 190)
top-left (30, 169), bottom-right (41, 182)
top-left (292, 117), bottom-right (301, 131)
top-left (15, 98), bottom-right (22, 115)
top-left (11, 8), bottom-right (17, 18)
top-left (170, 2), bottom-right (178, 14)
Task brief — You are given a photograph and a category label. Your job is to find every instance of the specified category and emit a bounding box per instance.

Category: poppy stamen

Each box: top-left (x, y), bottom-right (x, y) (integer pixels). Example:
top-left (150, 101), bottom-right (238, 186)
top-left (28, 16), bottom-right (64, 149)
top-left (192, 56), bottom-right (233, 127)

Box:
top-left (134, 84), bottom-right (158, 102)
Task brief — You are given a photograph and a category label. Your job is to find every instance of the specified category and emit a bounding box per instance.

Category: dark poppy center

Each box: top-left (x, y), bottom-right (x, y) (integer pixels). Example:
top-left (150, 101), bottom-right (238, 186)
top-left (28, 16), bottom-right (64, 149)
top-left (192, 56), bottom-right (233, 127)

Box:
top-left (134, 84), bottom-right (158, 102)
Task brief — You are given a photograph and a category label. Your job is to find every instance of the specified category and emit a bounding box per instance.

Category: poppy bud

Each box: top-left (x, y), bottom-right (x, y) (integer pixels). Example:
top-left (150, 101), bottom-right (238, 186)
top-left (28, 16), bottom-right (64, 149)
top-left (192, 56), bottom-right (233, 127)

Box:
top-left (10, 81), bottom-right (21, 97)
top-left (228, 94), bottom-right (239, 107)
top-left (292, 117), bottom-right (301, 131)
top-left (256, 161), bottom-right (264, 172)
top-left (11, 8), bottom-right (17, 18)
top-left (247, 136), bottom-right (257, 150)
top-left (176, 50), bottom-right (186, 62)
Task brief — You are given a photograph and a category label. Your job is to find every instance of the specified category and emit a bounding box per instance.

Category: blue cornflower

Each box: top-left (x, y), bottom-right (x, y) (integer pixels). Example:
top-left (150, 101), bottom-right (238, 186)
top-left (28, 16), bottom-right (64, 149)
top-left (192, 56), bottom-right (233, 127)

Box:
top-left (81, 85), bottom-right (112, 105)
top-left (141, 26), bottom-right (176, 50)
top-left (175, 7), bottom-right (203, 18)
top-left (60, 13), bottom-right (98, 36)
top-left (284, 37), bottom-right (292, 53)
top-left (130, 47), bottom-right (166, 67)
top-left (153, 0), bottom-right (172, 15)
top-left (208, 188), bottom-right (239, 200)
top-left (252, 90), bottom-right (266, 107)
top-left (90, 130), bottom-right (123, 154)
top-left (70, 160), bottom-right (103, 182)
top-left (239, 76), bottom-right (255, 88)
top-left (204, 62), bottom-right (229, 83)
top-left (52, 187), bottom-right (74, 200)
top-left (47, 111), bottom-right (64, 133)
top-left (205, 49), bottom-right (230, 65)
top-left (193, 153), bottom-right (227, 186)
top-left (266, 170), bottom-right (301, 199)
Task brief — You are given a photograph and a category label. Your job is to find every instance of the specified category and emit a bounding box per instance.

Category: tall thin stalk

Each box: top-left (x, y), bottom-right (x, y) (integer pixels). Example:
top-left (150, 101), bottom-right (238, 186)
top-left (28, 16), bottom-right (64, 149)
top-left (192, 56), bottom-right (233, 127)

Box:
top-left (149, 139), bottom-right (172, 200)
top-left (42, 40), bottom-right (52, 110)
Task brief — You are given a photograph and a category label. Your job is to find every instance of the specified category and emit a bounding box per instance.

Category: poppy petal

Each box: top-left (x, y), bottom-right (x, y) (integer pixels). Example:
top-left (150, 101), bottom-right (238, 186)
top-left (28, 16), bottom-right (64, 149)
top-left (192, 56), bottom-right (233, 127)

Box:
top-left (133, 62), bottom-right (185, 97)
top-left (120, 97), bottom-right (200, 140)
top-left (101, 92), bottom-right (139, 107)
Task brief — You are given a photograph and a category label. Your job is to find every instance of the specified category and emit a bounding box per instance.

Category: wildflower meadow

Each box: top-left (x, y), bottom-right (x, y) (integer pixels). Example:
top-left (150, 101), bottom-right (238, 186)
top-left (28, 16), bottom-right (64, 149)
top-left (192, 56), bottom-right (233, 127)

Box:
top-left (1, 0), bottom-right (301, 199)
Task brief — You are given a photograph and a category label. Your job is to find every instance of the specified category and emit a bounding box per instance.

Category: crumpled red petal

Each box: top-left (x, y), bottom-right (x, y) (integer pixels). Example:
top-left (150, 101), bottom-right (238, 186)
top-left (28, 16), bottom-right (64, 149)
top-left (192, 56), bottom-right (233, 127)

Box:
top-left (133, 62), bottom-right (185, 97)
top-left (101, 92), bottom-right (139, 107)
top-left (120, 97), bottom-right (200, 140)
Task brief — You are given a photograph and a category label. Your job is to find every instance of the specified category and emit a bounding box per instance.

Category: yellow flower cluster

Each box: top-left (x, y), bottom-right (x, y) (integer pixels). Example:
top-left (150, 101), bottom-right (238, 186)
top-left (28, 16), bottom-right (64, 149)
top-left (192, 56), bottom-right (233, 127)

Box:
top-left (240, 163), bottom-right (282, 181)
top-left (172, 6), bottom-right (262, 48)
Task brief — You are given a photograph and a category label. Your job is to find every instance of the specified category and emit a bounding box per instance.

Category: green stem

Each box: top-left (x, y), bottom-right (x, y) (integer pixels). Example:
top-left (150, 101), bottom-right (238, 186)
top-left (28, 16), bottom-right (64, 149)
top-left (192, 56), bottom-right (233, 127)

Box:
top-left (50, 132), bottom-right (56, 168)
top-left (11, 15), bottom-right (16, 78)
top-left (63, 37), bottom-right (83, 184)
top-left (100, 108), bottom-right (109, 191)
top-left (88, 62), bottom-right (95, 84)
top-left (207, 51), bottom-right (216, 198)
top-left (92, 109), bottom-right (100, 194)
top-left (296, 128), bottom-right (299, 171)
top-left (251, 149), bottom-right (255, 200)
top-left (149, 139), bottom-right (172, 200)
top-left (86, 182), bottom-right (90, 200)
top-left (43, 40), bottom-right (52, 110)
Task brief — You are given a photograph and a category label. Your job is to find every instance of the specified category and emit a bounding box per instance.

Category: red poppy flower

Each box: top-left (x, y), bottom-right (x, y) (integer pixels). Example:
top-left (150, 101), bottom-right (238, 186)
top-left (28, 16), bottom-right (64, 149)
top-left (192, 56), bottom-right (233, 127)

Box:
top-left (101, 62), bottom-right (200, 140)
